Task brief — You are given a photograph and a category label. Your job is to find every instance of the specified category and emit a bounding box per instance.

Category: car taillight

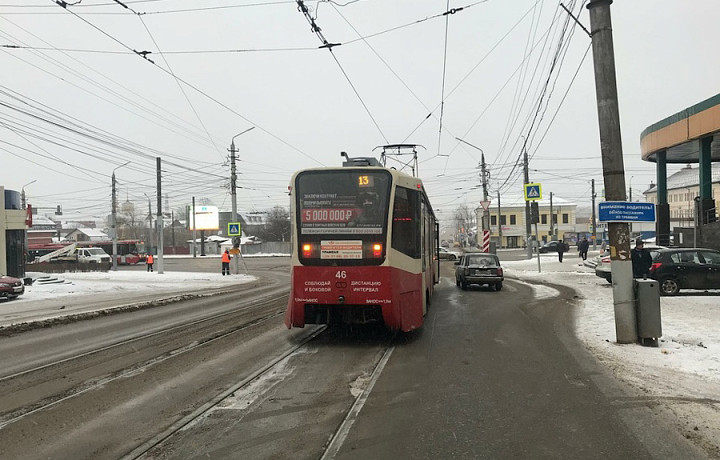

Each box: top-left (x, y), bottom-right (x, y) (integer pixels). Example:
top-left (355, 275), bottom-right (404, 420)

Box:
top-left (650, 262), bottom-right (662, 273)
top-left (601, 256), bottom-right (611, 263)
top-left (372, 243), bottom-right (383, 258)
top-left (497, 267), bottom-right (503, 276)
top-left (302, 243), bottom-right (313, 258)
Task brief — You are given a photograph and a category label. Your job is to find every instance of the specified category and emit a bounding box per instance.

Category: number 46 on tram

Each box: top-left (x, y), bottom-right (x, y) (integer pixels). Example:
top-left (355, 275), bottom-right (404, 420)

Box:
top-left (285, 156), bottom-right (439, 332)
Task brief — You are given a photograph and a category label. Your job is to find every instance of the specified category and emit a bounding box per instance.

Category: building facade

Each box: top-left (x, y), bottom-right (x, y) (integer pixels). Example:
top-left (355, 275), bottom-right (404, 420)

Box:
top-left (643, 164), bottom-right (720, 228)
top-left (1, 187), bottom-right (28, 277)
top-left (476, 196), bottom-right (579, 248)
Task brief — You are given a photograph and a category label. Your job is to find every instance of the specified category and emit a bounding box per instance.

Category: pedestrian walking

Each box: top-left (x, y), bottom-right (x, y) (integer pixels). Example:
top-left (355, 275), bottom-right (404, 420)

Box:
top-left (557, 240), bottom-right (567, 262)
top-left (631, 238), bottom-right (652, 278)
top-left (221, 249), bottom-right (231, 276)
top-left (578, 237), bottom-right (589, 261)
top-left (146, 253), bottom-right (154, 272)
top-left (600, 240), bottom-right (608, 252)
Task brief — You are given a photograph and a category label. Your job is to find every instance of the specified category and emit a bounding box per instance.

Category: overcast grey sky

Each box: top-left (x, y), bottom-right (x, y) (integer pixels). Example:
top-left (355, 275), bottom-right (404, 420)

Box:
top-left (2, 0), bottom-right (719, 226)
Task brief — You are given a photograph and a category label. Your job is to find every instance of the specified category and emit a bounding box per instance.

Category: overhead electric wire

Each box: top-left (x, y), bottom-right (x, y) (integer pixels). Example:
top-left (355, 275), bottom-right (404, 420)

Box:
top-left (0, 18), bottom-right (224, 148)
top-left (48, 0), bottom-right (323, 166)
top-left (435, 0), bottom-right (452, 157)
top-left (496, 1), bottom-right (580, 193)
top-left (135, 13), bottom-right (226, 161)
top-left (294, 0), bottom-right (388, 144)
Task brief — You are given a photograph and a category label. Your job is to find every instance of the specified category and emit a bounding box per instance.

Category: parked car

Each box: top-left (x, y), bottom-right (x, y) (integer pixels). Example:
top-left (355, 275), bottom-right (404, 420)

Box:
top-left (0, 273), bottom-right (24, 301)
top-left (438, 247), bottom-right (461, 260)
top-left (455, 253), bottom-right (504, 290)
top-left (594, 244), bottom-right (666, 283)
top-left (649, 248), bottom-right (720, 295)
top-left (538, 241), bottom-right (563, 253)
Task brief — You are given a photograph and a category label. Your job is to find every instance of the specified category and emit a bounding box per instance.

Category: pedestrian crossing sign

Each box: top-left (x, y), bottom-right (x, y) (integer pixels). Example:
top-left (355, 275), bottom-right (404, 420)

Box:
top-left (228, 222), bottom-right (242, 236)
top-left (524, 183), bottom-right (542, 201)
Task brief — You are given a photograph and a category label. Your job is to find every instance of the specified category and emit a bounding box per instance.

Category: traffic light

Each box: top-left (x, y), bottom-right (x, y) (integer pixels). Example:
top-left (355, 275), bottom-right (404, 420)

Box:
top-left (55, 205), bottom-right (62, 215)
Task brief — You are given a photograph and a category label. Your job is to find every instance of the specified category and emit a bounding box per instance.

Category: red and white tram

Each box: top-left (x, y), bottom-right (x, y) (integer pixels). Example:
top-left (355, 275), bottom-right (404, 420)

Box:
top-left (285, 157), bottom-right (439, 332)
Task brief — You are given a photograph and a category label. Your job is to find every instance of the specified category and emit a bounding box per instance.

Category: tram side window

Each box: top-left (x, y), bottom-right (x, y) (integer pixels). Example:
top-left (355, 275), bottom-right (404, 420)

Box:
top-left (392, 187), bottom-right (420, 258)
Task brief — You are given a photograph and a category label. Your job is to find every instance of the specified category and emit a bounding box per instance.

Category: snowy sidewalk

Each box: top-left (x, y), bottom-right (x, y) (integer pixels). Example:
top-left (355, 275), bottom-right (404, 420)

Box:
top-left (0, 271), bottom-right (256, 329)
top-left (503, 253), bottom-right (720, 454)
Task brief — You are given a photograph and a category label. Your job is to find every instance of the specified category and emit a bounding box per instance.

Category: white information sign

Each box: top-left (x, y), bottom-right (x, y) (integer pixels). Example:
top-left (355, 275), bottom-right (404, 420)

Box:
top-left (321, 240), bottom-right (363, 259)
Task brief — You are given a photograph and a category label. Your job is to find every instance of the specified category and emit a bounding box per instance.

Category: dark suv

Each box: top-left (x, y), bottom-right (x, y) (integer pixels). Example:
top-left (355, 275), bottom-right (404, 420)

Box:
top-left (649, 248), bottom-right (720, 295)
top-left (455, 253), bottom-right (504, 291)
top-left (0, 273), bottom-right (24, 301)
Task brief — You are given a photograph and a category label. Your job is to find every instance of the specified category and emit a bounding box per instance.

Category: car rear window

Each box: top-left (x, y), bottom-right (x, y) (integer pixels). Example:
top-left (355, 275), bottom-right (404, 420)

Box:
top-left (466, 255), bottom-right (497, 267)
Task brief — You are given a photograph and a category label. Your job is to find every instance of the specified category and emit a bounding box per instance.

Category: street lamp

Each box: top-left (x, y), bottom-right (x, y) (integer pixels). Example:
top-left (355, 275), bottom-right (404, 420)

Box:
top-left (229, 127), bottom-right (255, 275)
top-left (111, 162), bottom-right (130, 271)
top-left (456, 137), bottom-right (490, 248)
top-left (21, 180), bottom-right (36, 210)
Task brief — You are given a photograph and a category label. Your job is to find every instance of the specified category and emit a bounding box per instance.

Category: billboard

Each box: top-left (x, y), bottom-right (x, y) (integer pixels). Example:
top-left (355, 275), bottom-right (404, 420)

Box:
top-left (188, 205), bottom-right (219, 231)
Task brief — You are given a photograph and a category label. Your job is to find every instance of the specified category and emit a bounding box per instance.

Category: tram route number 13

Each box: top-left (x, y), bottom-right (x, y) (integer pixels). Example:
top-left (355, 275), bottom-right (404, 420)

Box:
top-left (335, 271), bottom-right (347, 279)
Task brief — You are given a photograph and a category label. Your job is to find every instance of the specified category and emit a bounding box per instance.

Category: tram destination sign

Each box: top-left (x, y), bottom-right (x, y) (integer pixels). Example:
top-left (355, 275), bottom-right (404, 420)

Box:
top-left (598, 201), bottom-right (656, 222)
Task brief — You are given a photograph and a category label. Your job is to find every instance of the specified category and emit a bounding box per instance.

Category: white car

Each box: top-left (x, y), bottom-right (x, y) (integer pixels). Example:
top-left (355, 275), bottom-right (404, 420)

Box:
top-left (594, 244), bottom-right (666, 282)
top-left (438, 247), bottom-right (462, 260)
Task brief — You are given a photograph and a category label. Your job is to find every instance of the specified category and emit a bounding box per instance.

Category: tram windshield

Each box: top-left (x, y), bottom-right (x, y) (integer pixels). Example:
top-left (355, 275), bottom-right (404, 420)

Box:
top-left (295, 170), bottom-right (392, 265)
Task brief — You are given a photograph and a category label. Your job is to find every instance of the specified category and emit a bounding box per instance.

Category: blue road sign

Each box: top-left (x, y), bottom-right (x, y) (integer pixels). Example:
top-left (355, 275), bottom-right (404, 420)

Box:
top-left (524, 183), bottom-right (542, 201)
top-left (228, 222), bottom-right (242, 236)
top-left (598, 202), bottom-right (656, 222)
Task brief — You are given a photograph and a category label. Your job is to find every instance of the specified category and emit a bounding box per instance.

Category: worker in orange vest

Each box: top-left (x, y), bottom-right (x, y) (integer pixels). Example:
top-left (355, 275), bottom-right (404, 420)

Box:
top-left (221, 249), bottom-right (231, 276)
top-left (146, 253), bottom-right (154, 272)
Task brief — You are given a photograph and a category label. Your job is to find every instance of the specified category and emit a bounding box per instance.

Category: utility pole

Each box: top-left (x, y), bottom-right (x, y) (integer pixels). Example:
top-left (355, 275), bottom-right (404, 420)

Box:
top-left (588, 0), bottom-right (634, 344)
top-left (481, 153), bottom-right (488, 230)
top-left (549, 192), bottom-right (554, 240)
top-left (230, 128), bottom-right (254, 274)
top-left (192, 197), bottom-right (197, 257)
top-left (144, 192), bottom-right (154, 258)
top-left (523, 144), bottom-right (532, 259)
top-left (21, 180), bottom-right (36, 267)
top-left (112, 172), bottom-right (117, 271)
top-left (156, 157), bottom-right (164, 274)
top-left (171, 210), bottom-right (176, 254)
top-left (497, 190), bottom-right (502, 248)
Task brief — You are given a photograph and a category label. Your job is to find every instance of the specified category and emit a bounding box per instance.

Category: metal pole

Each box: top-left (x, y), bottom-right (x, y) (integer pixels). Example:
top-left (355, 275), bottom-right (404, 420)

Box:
top-left (112, 173), bottom-right (117, 271)
top-left (229, 127), bottom-right (255, 275)
top-left (587, 0), bottom-right (634, 344)
top-left (192, 197), bottom-right (197, 258)
top-left (549, 192), bottom-right (554, 240)
top-left (523, 145), bottom-right (532, 259)
top-left (535, 222), bottom-right (541, 273)
top-left (21, 180), bottom-right (36, 268)
top-left (156, 157), bottom-right (164, 274)
top-left (591, 179), bottom-right (597, 250)
top-left (497, 190), bottom-right (502, 248)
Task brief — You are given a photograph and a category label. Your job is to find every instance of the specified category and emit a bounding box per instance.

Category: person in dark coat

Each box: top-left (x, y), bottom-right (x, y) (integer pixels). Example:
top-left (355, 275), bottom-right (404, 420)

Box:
top-left (557, 240), bottom-right (567, 262)
top-left (631, 239), bottom-right (653, 278)
top-left (578, 237), bottom-right (589, 261)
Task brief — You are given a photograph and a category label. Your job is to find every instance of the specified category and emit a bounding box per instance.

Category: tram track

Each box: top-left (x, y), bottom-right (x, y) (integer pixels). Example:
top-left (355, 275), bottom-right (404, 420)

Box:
top-left (124, 326), bottom-right (329, 460)
top-left (0, 292), bottom-right (289, 429)
top-left (125, 328), bottom-right (399, 460)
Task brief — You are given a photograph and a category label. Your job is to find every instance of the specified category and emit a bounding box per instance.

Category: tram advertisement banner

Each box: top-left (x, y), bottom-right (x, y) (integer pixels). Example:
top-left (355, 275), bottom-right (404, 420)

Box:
top-left (298, 172), bottom-right (389, 235)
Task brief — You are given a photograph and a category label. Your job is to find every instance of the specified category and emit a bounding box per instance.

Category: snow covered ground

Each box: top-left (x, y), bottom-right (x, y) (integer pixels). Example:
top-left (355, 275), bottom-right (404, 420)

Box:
top-left (21, 270), bottom-right (256, 302)
top-left (503, 253), bottom-right (720, 455)
top-left (5, 252), bottom-right (719, 454)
